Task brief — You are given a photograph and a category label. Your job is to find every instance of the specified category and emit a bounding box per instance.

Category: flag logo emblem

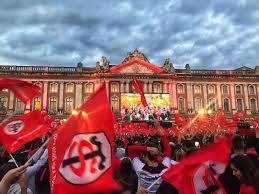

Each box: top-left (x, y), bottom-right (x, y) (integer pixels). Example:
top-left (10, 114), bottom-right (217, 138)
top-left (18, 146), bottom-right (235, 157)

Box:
top-left (3, 120), bottom-right (25, 135)
top-left (59, 132), bottom-right (111, 185)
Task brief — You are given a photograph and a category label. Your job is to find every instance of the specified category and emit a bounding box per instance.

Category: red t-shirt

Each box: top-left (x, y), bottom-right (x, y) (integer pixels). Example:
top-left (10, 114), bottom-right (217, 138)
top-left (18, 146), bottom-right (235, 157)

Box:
top-left (239, 184), bottom-right (256, 194)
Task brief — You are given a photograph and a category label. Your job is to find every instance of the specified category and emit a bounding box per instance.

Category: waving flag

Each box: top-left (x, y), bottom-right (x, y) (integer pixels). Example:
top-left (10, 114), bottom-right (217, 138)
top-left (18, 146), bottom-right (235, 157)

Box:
top-left (0, 78), bottom-right (41, 104)
top-left (0, 110), bottom-right (50, 153)
top-left (162, 138), bottom-right (230, 194)
top-left (132, 78), bottom-right (148, 107)
top-left (48, 84), bottom-right (120, 194)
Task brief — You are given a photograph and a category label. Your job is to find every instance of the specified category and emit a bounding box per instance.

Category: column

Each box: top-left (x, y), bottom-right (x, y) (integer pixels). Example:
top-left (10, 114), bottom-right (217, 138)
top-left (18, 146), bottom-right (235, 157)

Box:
top-left (59, 82), bottom-right (64, 109)
top-left (42, 81), bottom-right (48, 110)
top-left (257, 85), bottom-right (259, 111)
top-left (216, 83), bottom-right (222, 110)
top-left (148, 81), bottom-right (153, 93)
top-left (8, 92), bottom-right (14, 110)
top-left (169, 82), bottom-right (177, 109)
top-left (203, 84), bottom-right (207, 108)
top-left (187, 83), bottom-right (194, 111)
top-left (230, 84), bottom-right (236, 113)
top-left (125, 81), bottom-right (130, 93)
top-left (143, 81), bottom-right (148, 93)
top-left (163, 82), bottom-right (168, 93)
top-left (120, 82), bottom-right (124, 93)
top-left (243, 84), bottom-right (249, 113)
top-left (75, 82), bottom-right (82, 108)
top-left (105, 80), bottom-right (110, 97)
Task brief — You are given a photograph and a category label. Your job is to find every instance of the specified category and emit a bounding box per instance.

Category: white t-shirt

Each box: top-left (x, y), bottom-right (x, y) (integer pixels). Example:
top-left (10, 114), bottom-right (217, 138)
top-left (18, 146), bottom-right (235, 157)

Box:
top-left (132, 157), bottom-right (171, 194)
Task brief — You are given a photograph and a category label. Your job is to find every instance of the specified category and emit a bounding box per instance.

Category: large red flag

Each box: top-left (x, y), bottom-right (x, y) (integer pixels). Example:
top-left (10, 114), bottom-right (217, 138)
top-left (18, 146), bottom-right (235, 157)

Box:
top-left (0, 78), bottom-right (41, 104)
top-left (0, 110), bottom-right (50, 153)
top-left (175, 113), bottom-right (185, 126)
top-left (48, 84), bottom-right (120, 194)
top-left (132, 78), bottom-right (148, 107)
top-left (162, 138), bottom-right (230, 194)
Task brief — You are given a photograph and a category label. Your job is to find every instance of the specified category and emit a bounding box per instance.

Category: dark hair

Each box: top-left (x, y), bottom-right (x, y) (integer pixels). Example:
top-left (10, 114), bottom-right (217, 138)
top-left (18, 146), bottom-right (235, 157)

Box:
top-left (231, 135), bottom-right (245, 151)
top-left (119, 158), bottom-right (133, 180)
top-left (254, 142), bottom-right (259, 155)
top-left (230, 155), bottom-right (259, 192)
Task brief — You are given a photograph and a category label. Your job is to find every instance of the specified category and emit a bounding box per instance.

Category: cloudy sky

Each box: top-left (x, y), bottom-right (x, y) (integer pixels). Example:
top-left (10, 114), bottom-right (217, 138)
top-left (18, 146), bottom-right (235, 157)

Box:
top-left (0, 0), bottom-right (258, 69)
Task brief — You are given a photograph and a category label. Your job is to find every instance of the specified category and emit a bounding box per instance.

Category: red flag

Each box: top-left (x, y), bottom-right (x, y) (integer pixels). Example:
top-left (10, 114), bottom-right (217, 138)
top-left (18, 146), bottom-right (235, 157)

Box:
top-left (132, 78), bottom-right (148, 107)
top-left (48, 84), bottom-right (120, 194)
top-left (162, 138), bottom-right (230, 194)
top-left (0, 110), bottom-right (49, 153)
top-left (175, 113), bottom-right (185, 126)
top-left (0, 78), bottom-right (41, 104)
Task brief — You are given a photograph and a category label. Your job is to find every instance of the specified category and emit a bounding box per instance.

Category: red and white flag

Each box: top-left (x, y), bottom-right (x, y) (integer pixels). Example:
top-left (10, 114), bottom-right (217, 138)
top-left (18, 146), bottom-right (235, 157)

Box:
top-left (132, 78), bottom-right (148, 107)
top-left (0, 78), bottom-right (41, 104)
top-left (48, 84), bottom-right (120, 194)
top-left (0, 110), bottom-right (50, 153)
top-left (162, 138), bottom-right (230, 194)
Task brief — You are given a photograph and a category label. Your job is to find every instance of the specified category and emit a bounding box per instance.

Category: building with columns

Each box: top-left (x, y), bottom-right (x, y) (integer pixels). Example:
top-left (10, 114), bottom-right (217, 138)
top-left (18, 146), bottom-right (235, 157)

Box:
top-left (0, 49), bottom-right (259, 120)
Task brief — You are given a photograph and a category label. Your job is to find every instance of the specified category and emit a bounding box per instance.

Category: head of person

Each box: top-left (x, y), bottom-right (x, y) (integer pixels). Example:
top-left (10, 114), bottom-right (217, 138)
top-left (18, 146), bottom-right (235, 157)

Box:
top-left (119, 158), bottom-right (133, 179)
top-left (182, 139), bottom-right (194, 153)
top-left (144, 142), bottom-right (160, 163)
top-left (230, 155), bottom-right (259, 191)
top-left (231, 134), bottom-right (245, 154)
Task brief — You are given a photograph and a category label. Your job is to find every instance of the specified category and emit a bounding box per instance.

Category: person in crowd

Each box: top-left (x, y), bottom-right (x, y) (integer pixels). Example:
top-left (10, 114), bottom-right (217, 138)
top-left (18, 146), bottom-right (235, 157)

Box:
top-left (230, 155), bottom-right (259, 194)
top-left (0, 163), bottom-right (32, 194)
top-left (128, 122), bottom-right (171, 194)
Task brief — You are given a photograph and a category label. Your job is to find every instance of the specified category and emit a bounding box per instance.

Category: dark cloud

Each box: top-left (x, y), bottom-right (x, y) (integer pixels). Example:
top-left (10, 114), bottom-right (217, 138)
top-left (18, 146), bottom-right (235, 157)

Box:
top-left (0, 0), bottom-right (258, 69)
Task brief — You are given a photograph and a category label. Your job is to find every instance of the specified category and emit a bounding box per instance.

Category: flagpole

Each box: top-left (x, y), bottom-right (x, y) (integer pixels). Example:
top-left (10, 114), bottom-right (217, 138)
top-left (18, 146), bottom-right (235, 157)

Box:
top-left (147, 177), bottom-right (162, 191)
top-left (25, 138), bottom-right (50, 165)
top-left (9, 153), bottom-right (19, 168)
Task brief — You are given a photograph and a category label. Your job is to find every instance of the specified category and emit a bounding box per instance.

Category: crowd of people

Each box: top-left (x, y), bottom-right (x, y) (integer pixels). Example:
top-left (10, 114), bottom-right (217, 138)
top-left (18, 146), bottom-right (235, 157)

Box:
top-left (0, 119), bottom-right (259, 194)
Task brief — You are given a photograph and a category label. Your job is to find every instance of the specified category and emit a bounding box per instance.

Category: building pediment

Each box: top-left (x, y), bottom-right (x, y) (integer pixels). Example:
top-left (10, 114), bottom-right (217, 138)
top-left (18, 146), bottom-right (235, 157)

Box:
top-left (110, 59), bottom-right (163, 74)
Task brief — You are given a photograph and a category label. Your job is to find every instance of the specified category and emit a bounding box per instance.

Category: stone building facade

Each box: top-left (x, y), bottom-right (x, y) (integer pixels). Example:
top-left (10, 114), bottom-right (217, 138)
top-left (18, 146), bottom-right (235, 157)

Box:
top-left (0, 50), bottom-right (259, 119)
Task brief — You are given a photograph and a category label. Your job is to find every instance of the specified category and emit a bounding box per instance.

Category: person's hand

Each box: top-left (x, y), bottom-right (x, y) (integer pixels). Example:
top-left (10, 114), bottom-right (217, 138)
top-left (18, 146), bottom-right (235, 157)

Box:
top-left (136, 187), bottom-right (148, 194)
top-left (18, 174), bottom-right (28, 190)
top-left (1, 165), bottom-right (27, 187)
top-left (153, 121), bottom-right (165, 136)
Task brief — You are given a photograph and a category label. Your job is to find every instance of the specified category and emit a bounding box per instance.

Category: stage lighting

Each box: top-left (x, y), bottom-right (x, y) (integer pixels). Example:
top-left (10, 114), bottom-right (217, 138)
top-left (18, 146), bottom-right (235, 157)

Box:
top-left (198, 109), bottom-right (205, 115)
top-left (82, 111), bottom-right (88, 117)
top-left (208, 110), bottom-right (212, 114)
top-left (72, 110), bottom-right (78, 116)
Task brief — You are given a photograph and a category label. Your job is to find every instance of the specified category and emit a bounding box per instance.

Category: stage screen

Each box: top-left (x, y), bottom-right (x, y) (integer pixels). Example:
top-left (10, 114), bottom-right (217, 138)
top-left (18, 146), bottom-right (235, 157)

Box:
top-left (121, 93), bottom-right (170, 121)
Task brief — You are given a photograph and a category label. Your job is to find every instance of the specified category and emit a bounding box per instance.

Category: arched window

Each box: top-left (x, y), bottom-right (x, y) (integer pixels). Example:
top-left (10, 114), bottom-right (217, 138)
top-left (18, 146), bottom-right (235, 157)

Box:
top-left (222, 85), bottom-right (228, 94)
top-left (111, 82), bottom-right (119, 93)
top-left (153, 82), bottom-right (162, 93)
top-left (0, 96), bottom-right (8, 109)
top-left (16, 99), bottom-right (24, 112)
top-left (194, 98), bottom-right (202, 110)
top-left (208, 98), bottom-right (216, 111)
top-left (194, 85), bottom-right (201, 94)
top-left (248, 85), bottom-right (255, 95)
top-left (223, 98), bottom-right (230, 112)
top-left (250, 99), bottom-right (256, 113)
top-left (33, 97), bottom-right (41, 110)
top-left (85, 83), bottom-right (94, 93)
top-left (66, 83), bottom-right (74, 93)
top-left (49, 83), bottom-right (58, 93)
top-left (65, 97), bottom-right (73, 113)
top-left (49, 97), bottom-right (57, 112)
top-left (236, 99), bottom-right (243, 112)
top-left (208, 85), bottom-right (215, 94)
top-left (177, 84), bottom-right (184, 94)
top-left (111, 96), bottom-right (119, 111)
top-left (178, 98), bottom-right (185, 113)
top-left (235, 85), bottom-right (242, 94)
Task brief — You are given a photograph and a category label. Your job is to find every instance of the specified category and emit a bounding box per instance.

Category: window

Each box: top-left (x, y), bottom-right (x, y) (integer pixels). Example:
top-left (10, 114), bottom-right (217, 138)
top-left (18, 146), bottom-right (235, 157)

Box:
top-left (65, 97), bottom-right (73, 113)
top-left (194, 98), bottom-right (202, 110)
top-left (208, 85), bottom-right (215, 94)
top-left (177, 84), bottom-right (184, 94)
top-left (223, 98), bottom-right (230, 112)
top-left (222, 85), bottom-right (228, 94)
top-left (16, 99), bottom-right (24, 112)
top-left (111, 82), bottom-right (119, 93)
top-left (85, 83), bottom-right (94, 93)
top-left (235, 85), bottom-right (241, 94)
top-left (33, 97), bottom-right (41, 110)
top-left (178, 98), bottom-right (185, 113)
top-left (194, 85), bottom-right (201, 94)
top-left (250, 99), bottom-right (256, 113)
top-left (153, 82), bottom-right (162, 93)
top-left (236, 99), bottom-right (243, 112)
top-left (66, 83), bottom-right (74, 93)
top-left (49, 97), bottom-right (57, 112)
top-left (111, 96), bottom-right (119, 111)
top-left (0, 96), bottom-right (7, 109)
top-left (208, 98), bottom-right (216, 111)
top-left (50, 83), bottom-right (58, 93)
top-left (248, 85), bottom-right (255, 95)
